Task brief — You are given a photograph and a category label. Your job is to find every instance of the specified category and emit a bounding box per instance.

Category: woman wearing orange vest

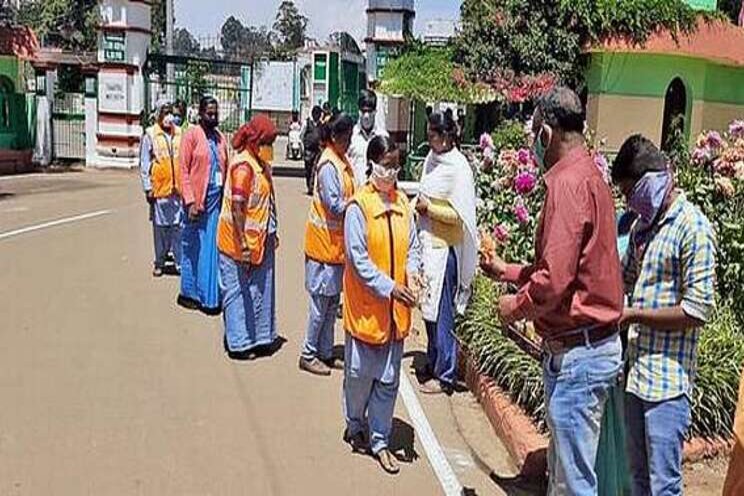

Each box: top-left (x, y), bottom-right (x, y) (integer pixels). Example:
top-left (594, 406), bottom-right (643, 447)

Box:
top-left (138, 100), bottom-right (183, 277)
top-left (342, 136), bottom-right (422, 474)
top-left (299, 114), bottom-right (356, 376)
top-left (217, 115), bottom-right (279, 360)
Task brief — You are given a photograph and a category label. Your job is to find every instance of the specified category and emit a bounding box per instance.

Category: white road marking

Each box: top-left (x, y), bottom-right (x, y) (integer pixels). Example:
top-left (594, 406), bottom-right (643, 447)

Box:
top-left (399, 372), bottom-right (464, 496)
top-left (0, 210), bottom-right (111, 241)
top-left (0, 206), bottom-right (30, 214)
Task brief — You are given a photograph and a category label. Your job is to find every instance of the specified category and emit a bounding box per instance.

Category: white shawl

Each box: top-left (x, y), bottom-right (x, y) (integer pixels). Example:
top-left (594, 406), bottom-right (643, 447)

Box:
top-left (417, 148), bottom-right (478, 321)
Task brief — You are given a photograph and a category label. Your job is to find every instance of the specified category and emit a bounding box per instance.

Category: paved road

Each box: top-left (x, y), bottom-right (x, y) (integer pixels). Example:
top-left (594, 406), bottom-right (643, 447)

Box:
top-left (0, 170), bottom-right (504, 495)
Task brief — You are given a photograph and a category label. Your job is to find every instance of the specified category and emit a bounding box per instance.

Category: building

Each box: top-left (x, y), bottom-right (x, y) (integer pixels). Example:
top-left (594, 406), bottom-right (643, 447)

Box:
top-left (422, 19), bottom-right (459, 46)
top-left (365, 0), bottom-right (414, 84)
top-left (587, 0), bottom-right (744, 153)
top-left (0, 26), bottom-right (37, 173)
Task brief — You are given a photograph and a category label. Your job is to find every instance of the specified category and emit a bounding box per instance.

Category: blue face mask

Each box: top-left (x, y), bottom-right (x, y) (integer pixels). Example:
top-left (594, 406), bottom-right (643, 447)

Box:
top-left (628, 171), bottom-right (672, 225)
top-left (172, 115), bottom-right (183, 127)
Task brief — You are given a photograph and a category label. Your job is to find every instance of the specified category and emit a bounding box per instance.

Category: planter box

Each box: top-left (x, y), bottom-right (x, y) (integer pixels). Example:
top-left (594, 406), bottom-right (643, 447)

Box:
top-left (459, 348), bottom-right (733, 476)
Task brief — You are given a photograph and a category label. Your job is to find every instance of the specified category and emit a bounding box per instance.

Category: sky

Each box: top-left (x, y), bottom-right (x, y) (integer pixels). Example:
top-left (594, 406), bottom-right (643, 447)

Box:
top-left (175, 0), bottom-right (463, 44)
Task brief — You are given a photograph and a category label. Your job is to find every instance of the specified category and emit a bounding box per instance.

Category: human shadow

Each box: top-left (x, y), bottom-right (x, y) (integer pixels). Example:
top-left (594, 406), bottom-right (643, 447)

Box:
top-left (332, 344), bottom-right (345, 362)
top-left (389, 417), bottom-right (419, 464)
top-left (0, 192), bottom-right (14, 201)
top-left (489, 471), bottom-right (547, 496)
top-left (403, 350), bottom-right (430, 383)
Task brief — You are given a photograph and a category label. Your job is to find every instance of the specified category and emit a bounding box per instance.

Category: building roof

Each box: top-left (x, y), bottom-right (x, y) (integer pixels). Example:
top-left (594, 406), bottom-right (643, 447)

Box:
top-left (593, 20), bottom-right (744, 67)
top-left (0, 26), bottom-right (39, 60)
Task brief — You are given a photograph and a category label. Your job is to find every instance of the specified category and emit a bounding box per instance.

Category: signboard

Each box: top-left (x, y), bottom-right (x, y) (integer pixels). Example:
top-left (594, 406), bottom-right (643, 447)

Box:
top-left (103, 32), bottom-right (126, 62)
top-left (252, 61), bottom-right (297, 112)
top-left (684, 0), bottom-right (717, 10)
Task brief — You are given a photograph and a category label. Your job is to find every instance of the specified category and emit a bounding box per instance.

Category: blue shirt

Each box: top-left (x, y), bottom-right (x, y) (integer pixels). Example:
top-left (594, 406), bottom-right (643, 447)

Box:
top-left (207, 133), bottom-right (222, 188)
top-left (305, 162), bottom-right (347, 295)
top-left (344, 193), bottom-right (422, 299)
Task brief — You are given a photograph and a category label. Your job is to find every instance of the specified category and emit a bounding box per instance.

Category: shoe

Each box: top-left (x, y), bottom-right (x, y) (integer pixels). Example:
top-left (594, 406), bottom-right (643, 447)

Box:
top-left (323, 357), bottom-right (344, 370)
top-left (343, 428), bottom-right (369, 454)
top-left (152, 267), bottom-right (163, 277)
top-left (174, 266), bottom-right (181, 276)
top-left (177, 294), bottom-right (201, 310)
top-left (376, 449), bottom-right (400, 474)
top-left (419, 380), bottom-right (453, 396)
top-left (299, 357), bottom-right (331, 376)
top-left (227, 348), bottom-right (258, 361)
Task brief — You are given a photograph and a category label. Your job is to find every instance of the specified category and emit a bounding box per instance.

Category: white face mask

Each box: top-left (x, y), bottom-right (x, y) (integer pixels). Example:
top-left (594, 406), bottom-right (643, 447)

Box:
top-left (360, 111), bottom-right (376, 132)
top-left (370, 161), bottom-right (399, 191)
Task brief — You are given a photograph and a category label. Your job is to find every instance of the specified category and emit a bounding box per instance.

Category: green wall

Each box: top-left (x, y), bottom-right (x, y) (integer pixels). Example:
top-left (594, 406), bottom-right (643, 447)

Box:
top-left (0, 55), bottom-right (34, 150)
top-left (0, 55), bottom-right (20, 89)
top-left (586, 52), bottom-right (744, 106)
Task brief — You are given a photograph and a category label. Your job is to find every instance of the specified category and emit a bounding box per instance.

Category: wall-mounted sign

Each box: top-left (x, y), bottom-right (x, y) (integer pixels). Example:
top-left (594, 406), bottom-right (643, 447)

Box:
top-left (103, 32), bottom-right (126, 63)
top-left (103, 82), bottom-right (125, 102)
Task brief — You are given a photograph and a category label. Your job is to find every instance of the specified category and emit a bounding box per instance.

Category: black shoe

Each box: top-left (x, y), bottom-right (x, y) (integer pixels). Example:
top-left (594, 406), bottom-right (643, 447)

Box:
top-left (343, 428), bottom-right (369, 454)
top-left (227, 348), bottom-right (259, 361)
top-left (176, 294), bottom-right (201, 310)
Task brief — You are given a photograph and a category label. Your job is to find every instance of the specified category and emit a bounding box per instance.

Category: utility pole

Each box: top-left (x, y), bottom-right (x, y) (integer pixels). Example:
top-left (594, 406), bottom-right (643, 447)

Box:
top-left (165, 0), bottom-right (175, 101)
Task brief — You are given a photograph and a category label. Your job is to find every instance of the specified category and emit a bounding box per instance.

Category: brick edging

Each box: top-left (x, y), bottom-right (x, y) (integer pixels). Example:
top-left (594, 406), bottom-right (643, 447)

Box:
top-left (459, 348), bottom-right (733, 475)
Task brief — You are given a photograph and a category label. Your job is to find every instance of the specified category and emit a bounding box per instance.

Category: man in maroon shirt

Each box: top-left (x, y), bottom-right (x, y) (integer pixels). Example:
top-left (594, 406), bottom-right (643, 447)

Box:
top-left (482, 87), bottom-right (623, 495)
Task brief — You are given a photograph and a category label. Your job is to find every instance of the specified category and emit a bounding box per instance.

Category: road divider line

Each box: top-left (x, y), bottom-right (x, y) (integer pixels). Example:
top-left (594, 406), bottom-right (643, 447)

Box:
top-left (0, 210), bottom-right (112, 241)
top-left (399, 371), bottom-right (464, 496)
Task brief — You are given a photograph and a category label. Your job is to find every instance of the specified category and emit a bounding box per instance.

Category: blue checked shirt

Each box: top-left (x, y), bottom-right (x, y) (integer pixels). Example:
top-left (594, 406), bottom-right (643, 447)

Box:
top-left (623, 193), bottom-right (716, 402)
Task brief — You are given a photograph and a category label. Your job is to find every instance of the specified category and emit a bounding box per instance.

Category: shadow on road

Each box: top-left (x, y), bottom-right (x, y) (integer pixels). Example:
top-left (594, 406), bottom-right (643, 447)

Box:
top-left (489, 472), bottom-right (547, 496)
top-left (390, 417), bottom-right (419, 464)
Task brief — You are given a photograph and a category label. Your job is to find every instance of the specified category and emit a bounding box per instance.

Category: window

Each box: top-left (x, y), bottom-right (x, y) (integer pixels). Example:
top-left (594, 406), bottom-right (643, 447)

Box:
top-left (103, 32), bottom-right (126, 62)
top-left (314, 54), bottom-right (327, 82)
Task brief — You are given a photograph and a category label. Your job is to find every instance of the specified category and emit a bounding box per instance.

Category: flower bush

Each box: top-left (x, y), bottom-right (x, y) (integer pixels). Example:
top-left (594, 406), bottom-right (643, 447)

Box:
top-left (458, 117), bottom-right (744, 441)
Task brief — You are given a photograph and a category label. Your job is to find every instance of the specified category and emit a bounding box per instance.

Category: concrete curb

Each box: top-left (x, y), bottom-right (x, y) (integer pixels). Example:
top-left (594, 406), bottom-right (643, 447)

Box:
top-left (459, 348), bottom-right (733, 477)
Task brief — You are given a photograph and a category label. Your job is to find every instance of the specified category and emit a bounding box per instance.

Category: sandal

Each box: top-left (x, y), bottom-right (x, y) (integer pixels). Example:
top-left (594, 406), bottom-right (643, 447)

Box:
top-left (376, 449), bottom-right (400, 475)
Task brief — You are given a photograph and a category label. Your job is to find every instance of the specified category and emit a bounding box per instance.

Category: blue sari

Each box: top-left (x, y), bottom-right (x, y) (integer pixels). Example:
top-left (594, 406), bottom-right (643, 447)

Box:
top-left (179, 136), bottom-right (223, 313)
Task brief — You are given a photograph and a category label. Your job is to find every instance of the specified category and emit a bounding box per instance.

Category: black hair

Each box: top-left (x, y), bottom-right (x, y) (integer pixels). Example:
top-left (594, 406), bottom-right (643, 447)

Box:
top-left (612, 134), bottom-right (668, 183)
top-left (366, 135), bottom-right (399, 178)
top-left (428, 111), bottom-right (458, 141)
top-left (425, 105), bottom-right (433, 116)
top-left (358, 89), bottom-right (378, 111)
top-left (320, 112), bottom-right (354, 145)
top-left (536, 86), bottom-right (585, 134)
top-left (199, 96), bottom-right (218, 114)
top-left (367, 135), bottom-right (398, 164)
top-left (174, 99), bottom-right (186, 113)
top-left (311, 105), bottom-right (322, 120)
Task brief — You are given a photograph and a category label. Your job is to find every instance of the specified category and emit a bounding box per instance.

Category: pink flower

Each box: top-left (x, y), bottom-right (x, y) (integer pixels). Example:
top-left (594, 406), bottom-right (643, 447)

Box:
top-left (514, 202), bottom-right (530, 224)
top-left (517, 148), bottom-right (533, 166)
top-left (729, 120), bottom-right (744, 140)
top-left (498, 149), bottom-right (519, 171)
top-left (513, 170), bottom-right (537, 195)
top-left (480, 133), bottom-right (494, 151)
top-left (593, 152), bottom-right (610, 183)
top-left (714, 158), bottom-right (737, 178)
top-left (493, 224), bottom-right (510, 243)
top-left (715, 176), bottom-right (736, 198)
top-left (692, 146), bottom-right (711, 166)
top-left (706, 131), bottom-right (724, 149)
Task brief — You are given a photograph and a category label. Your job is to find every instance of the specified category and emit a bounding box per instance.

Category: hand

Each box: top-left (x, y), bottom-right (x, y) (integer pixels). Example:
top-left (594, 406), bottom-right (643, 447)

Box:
top-left (415, 196), bottom-right (430, 215)
top-left (391, 284), bottom-right (417, 308)
top-left (145, 190), bottom-right (155, 204)
top-left (497, 295), bottom-right (518, 325)
top-left (619, 307), bottom-right (639, 327)
top-left (480, 251), bottom-right (506, 280)
top-left (241, 247), bottom-right (252, 264)
top-left (187, 203), bottom-right (200, 221)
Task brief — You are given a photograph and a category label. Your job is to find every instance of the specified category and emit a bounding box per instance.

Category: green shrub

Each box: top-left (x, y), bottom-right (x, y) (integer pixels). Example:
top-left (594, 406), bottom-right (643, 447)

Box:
top-left (458, 276), bottom-right (744, 440)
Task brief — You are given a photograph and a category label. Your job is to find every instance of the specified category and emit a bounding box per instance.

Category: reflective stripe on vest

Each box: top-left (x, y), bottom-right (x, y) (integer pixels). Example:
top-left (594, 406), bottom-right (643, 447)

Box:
top-left (303, 147), bottom-right (355, 264)
top-left (217, 150), bottom-right (273, 265)
top-left (343, 183), bottom-right (412, 345)
top-left (148, 124), bottom-right (183, 199)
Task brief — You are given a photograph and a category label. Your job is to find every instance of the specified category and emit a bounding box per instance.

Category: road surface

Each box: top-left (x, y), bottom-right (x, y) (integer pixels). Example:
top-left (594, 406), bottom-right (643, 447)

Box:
top-left (0, 169), bottom-right (509, 495)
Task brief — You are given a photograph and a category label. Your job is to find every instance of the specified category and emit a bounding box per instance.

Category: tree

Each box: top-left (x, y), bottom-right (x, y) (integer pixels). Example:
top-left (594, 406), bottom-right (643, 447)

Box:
top-left (220, 16), bottom-right (271, 60)
top-left (455, 0), bottom-right (699, 101)
top-left (16, 0), bottom-right (99, 51)
top-left (0, 0), bottom-right (16, 25)
top-left (150, 0), bottom-right (167, 52)
top-left (272, 0), bottom-right (307, 54)
top-left (173, 27), bottom-right (200, 55)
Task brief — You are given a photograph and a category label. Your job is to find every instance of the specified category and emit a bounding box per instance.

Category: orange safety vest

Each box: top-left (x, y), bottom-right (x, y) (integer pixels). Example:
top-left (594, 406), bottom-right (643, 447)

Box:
top-left (343, 184), bottom-right (413, 345)
top-left (217, 150), bottom-right (274, 265)
top-left (304, 146), bottom-right (356, 264)
top-left (147, 124), bottom-right (183, 198)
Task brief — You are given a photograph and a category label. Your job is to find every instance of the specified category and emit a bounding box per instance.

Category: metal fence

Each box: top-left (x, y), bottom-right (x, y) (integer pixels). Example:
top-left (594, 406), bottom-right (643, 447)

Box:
top-left (144, 53), bottom-right (255, 134)
top-left (52, 92), bottom-right (85, 161)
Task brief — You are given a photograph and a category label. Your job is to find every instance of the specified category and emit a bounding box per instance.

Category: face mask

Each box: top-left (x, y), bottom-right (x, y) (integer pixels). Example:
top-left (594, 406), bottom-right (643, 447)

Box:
top-left (171, 115), bottom-right (183, 127)
top-left (162, 114), bottom-right (174, 129)
top-left (202, 114), bottom-right (219, 129)
top-left (532, 126), bottom-right (550, 170)
top-left (360, 111), bottom-right (375, 132)
top-left (371, 161), bottom-right (398, 191)
top-left (628, 171), bottom-right (672, 225)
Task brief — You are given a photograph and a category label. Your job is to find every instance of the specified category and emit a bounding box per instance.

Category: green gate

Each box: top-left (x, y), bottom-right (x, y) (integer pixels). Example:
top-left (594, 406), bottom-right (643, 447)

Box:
top-left (144, 54), bottom-right (254, 134)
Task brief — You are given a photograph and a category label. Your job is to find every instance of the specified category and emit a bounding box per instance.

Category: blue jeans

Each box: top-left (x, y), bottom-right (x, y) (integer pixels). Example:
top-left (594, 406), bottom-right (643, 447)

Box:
top-left (625, 393), bottom-right (691, 496)
top-left (543, 332), bottom-right (622, 496)
top-left (424, 248), bottom-right (458, 387)
top-left (301, 293), bottom-right (340, 361)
